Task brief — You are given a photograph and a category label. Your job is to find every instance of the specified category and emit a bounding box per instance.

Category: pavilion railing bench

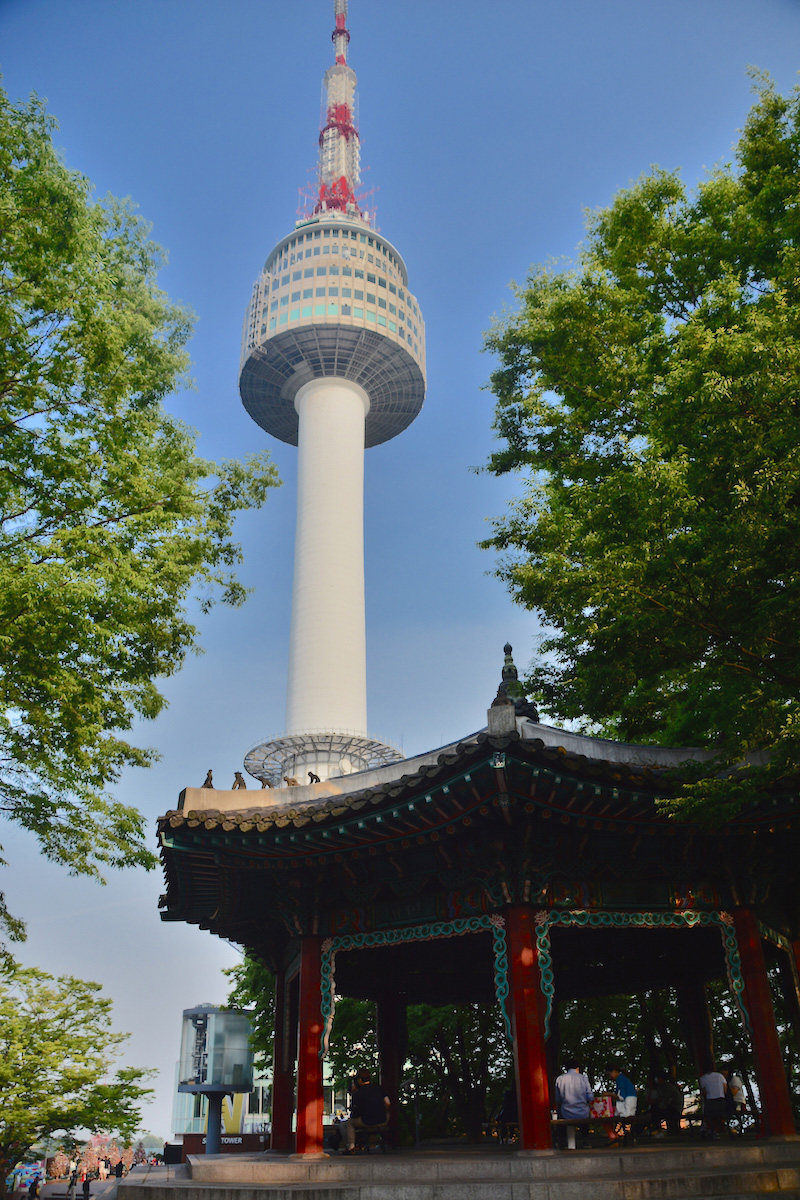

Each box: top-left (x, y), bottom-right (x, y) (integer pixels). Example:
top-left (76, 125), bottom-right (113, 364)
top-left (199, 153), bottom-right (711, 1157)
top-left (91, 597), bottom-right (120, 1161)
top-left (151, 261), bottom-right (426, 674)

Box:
top-left (551, 1115), bottom-right (653, 1146)
top-left (354, 1122), bottom-right (390, 1153)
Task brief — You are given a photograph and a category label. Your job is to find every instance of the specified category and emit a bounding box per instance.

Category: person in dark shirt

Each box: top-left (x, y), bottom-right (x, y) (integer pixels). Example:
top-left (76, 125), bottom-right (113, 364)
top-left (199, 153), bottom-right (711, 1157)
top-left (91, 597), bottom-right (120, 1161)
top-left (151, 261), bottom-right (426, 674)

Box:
top-left (341, 1067), bottom-right (390, 1153)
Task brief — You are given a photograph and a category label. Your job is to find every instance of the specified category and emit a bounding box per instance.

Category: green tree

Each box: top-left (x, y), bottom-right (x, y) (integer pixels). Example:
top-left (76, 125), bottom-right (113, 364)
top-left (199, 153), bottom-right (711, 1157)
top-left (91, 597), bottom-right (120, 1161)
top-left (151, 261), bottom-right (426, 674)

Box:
top-left (224, 954), bottom-right (275, 1072)
top-left (0, 84), bottom-right (279, 941)
top-left (0, 962), bottom-right (152, 1197)
top-left (484, 76), bottom-right (800, 819)
top-left (225, 954), bottom-right (512, 1142)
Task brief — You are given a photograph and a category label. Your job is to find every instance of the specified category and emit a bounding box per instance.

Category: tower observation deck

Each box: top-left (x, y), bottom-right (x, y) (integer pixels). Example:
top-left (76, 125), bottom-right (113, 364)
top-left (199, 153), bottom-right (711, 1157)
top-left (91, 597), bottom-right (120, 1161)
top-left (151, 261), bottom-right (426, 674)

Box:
top-left (239, 0), bottom-right (426, 786)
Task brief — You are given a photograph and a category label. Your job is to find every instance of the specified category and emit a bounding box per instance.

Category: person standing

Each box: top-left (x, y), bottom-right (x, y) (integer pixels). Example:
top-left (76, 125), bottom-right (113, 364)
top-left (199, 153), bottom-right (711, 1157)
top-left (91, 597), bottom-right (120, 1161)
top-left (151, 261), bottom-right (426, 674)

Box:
top-left (607, 1063), bottom-right (637, 1141)
top-left (81, 1175), bottom-right (90, 1200)
top-left (554, 1059), bottom-right (594, 1149)
top-left (699, 1063), bottom-right (728, 1139)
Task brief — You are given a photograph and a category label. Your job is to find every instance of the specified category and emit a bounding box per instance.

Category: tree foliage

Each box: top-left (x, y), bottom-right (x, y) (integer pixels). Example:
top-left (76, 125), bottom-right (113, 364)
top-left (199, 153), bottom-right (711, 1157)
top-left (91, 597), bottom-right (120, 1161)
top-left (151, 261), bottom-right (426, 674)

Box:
top-left (224, 954), bottom-right (275, 1073)
top-left (225, 953), bottom-right (511, 1143)
top-left (0, 84), bottom-right (279, 937)
top-left (0, 962), bottom-right (152, 1197)
top-left (484, 76), bottom-right (800, 818)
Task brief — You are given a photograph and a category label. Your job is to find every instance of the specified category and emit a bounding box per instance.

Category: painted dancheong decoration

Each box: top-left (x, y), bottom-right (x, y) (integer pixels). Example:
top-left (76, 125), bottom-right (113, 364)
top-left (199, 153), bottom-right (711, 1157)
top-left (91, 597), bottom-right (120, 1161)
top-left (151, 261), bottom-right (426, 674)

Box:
top-left (239, 0), bottom-right (426, 787)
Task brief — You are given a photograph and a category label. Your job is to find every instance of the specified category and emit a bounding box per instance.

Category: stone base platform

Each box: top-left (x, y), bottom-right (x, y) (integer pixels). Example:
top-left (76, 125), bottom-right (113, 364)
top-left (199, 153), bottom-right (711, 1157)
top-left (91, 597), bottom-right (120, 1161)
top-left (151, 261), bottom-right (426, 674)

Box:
top-left (119, 1139), bottom-right (800, 1200)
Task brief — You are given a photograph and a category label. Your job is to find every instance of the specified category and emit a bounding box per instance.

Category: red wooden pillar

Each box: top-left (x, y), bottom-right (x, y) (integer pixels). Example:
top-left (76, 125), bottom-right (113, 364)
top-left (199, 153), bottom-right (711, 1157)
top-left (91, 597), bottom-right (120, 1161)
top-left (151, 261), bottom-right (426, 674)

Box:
top-left (294, 935), bottom-right (326, 1157)
top-left (505, 905), bottom-right (552, 1151)
top-left (377, 994), bottom-right (405, 1137)
top-left (733, 908), bottom-right (795, 1137)
top-left (270, 967), bottom-right (294, 1152)
top-left (676, 976), bottom-right (714, 1075)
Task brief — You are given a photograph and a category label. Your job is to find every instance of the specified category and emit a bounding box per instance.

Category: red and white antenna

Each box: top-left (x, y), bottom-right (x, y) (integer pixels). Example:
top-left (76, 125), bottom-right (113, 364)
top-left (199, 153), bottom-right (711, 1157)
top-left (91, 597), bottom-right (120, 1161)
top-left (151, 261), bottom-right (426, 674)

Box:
top-left (315, 0), bottom-right (363, 219)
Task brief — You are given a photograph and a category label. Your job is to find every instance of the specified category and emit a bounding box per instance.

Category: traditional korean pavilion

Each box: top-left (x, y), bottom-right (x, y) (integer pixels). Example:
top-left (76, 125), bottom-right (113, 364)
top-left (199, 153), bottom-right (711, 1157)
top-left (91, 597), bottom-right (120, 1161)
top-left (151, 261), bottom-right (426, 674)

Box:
top-left (158, 650), bottom-right (800, 1153)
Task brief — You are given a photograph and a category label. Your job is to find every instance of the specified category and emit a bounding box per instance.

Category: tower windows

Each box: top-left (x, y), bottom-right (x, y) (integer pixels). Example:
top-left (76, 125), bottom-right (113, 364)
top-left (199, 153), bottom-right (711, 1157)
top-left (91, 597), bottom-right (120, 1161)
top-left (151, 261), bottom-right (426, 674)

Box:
top-left (366, 293), bottom-right (375, 304)
top-left (367, 273), bottom-right (375, 283)
top-left (399, 290), bottom-right (405, 301)
top-left (353, 306), bottom-right (363, 317)
top-left (329, 265), bottom-right (339, 275)
top-left (342, 287), bottom-right (351, 297)
top-left (291, 291), bottom-right (300, 302)
top-left (378, 278), bottom-right (386, 288)
top-left (389, 303), bottom-right (396, 315)
top-left (313, 248), bottom-right (320, 256)
top-left (354, 269), bottom-right (364, 279)
top-left (316, 287), bottom-right (325, 297)
top-left (316, 267), bottom-right (326, 276)
top-left (341, 304), bottom-right (351, 315)
top-left (378, 314), bottom-right (387, 326)
top-left (293, 271), bottom-right (301, 281)
top-left (328, 287), bottom-right (338, 296)
top-left (281, 275), bottom-right (289, 286)
top-left (303, 289), bottom-right (313, 299)
top-left (389, 284), bottom-right (396, 294)
top-left (304, 268), bottom-right (313, 278)
top-left (342, 266), bottom-right (351, 276)
top-left (354, 289), bottom-right (364, 300)
top-left (280, 296), bottom-right (288, 306)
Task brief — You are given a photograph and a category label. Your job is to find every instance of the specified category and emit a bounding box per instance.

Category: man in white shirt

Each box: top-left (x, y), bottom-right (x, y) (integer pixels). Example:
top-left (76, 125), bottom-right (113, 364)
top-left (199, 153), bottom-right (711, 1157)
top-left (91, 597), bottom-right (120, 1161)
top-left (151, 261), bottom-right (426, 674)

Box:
top-left (555, 1059), bottom-right (594, 1149)
top-left (699, 1064), bottom-right (728, 1139)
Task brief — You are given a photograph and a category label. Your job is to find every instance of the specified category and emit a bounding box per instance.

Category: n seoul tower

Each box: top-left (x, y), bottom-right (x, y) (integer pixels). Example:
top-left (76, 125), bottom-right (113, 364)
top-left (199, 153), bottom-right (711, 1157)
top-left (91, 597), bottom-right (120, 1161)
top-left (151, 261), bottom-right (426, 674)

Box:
top-left (239, 0), bottom-right (426, 786)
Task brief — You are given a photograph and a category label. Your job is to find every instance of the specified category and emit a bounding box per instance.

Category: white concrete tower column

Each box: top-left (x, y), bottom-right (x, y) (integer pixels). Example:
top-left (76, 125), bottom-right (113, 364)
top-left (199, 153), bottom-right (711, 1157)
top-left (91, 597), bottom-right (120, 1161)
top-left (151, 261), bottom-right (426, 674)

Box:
top-left (286, 377), bottom-right (370, 736)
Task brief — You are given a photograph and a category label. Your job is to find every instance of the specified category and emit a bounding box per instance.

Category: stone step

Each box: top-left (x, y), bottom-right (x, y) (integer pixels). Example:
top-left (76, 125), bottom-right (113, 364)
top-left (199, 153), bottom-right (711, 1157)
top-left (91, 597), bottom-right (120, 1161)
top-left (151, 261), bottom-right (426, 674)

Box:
top-left (118, 1142), bottom-right (800, 1200)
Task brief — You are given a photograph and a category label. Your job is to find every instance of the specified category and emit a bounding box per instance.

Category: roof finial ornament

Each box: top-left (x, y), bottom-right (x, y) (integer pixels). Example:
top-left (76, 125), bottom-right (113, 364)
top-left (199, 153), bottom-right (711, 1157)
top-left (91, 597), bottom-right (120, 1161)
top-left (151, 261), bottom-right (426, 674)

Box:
top-left (492, 643), bottom-right (540, 721)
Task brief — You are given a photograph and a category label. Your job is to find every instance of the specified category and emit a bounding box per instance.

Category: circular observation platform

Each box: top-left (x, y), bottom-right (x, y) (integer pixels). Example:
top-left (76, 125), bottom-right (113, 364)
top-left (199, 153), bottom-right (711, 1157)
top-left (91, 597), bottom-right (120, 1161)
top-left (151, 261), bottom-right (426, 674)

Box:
top-left (239, 325), bottom-right (425, 447)
top-left (239, 214), bottom-right (426, 447)
top-left (244, 730), bottom-right (403, 787)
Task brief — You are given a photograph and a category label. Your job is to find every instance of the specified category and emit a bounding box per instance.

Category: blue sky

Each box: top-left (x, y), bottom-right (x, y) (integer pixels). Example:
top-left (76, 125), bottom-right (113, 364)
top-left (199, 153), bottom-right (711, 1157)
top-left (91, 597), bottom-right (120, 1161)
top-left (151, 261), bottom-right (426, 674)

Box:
top-left (2, 0), bottom-right (799, 1139)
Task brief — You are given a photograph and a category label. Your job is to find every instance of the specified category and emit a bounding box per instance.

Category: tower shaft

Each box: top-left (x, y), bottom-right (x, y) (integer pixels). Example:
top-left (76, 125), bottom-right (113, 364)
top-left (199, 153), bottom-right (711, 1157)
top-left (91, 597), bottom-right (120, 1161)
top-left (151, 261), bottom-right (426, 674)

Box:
top-left (287, 378), bottom-right (369, 736)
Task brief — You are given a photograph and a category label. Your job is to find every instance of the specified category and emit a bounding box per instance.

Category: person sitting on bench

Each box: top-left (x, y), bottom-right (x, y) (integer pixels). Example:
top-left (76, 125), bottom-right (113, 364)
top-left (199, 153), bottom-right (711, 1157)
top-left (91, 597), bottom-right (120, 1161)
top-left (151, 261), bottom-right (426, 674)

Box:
top-left (341, 1067), bottom-right (390, 1153)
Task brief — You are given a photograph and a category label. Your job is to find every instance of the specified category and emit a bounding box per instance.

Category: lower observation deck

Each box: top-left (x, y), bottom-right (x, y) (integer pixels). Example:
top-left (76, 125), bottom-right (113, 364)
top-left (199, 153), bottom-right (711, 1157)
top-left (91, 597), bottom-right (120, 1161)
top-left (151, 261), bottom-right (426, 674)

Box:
top-left (244, 730), bottom-right (403, 787)
top-left (239, 324), bottom-right (425, 448)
